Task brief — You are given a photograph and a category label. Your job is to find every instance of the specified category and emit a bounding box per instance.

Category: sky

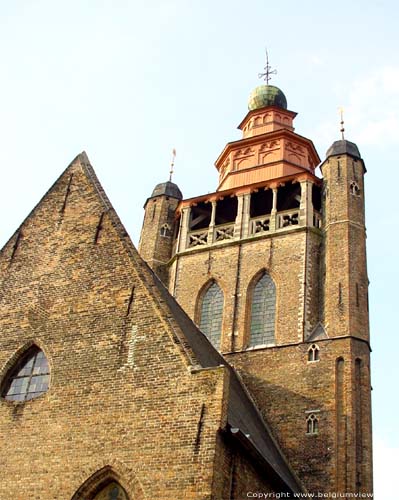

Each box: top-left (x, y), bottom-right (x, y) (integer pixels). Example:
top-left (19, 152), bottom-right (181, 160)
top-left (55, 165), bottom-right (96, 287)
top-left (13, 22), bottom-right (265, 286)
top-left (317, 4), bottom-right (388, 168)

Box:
top-left (0, 0), bottom-right (398, 497)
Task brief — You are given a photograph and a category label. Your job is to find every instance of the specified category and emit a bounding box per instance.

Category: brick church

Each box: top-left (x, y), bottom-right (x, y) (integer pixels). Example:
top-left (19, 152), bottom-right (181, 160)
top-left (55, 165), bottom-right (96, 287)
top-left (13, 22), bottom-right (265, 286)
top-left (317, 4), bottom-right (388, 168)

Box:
top-left (0, 79), bottom-right (373, 499)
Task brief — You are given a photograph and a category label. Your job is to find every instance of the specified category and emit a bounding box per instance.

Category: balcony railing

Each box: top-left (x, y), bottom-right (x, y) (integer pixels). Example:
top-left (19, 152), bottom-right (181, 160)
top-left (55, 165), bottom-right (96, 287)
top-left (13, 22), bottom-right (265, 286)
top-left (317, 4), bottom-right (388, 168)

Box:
top-left (250, 216), bottom-right (270, 235)
top-left (185, 209), bottom-right (321, 250)
top-left (277, 209), bottom-right (299, 229)
top-left (214, 223), bottom-right (234, 242)
top-left (188, 228), bottom-right (208, 248)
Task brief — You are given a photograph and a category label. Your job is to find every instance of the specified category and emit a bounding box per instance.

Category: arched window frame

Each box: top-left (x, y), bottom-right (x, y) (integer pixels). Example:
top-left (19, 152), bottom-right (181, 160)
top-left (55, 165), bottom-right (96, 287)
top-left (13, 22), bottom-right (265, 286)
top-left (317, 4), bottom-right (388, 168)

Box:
top-left (350, 181), bottom-right (361, 196)
top-left (307, 344), bottom-right (320, 362)
top-left (246, 270), bottom-right (277, 349)
top-left (306, 412), bottom-right (320, 435)
top-left (71, 464), bottom-right (143, 500)
top-left (1, 343), bottom-right (50, 403)
top-left (196, 280), bottom-right (224, 350)
top-left (160, 223), bottom-right (171, 237)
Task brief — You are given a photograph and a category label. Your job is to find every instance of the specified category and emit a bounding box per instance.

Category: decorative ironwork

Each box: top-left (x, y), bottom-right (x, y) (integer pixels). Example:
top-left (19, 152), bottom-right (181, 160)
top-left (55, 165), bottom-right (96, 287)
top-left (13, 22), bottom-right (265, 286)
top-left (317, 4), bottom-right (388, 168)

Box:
top-left (258, 49), bottom-right (277, 84)
top-left (339, 107), bottom-right (345, 140)
top-left (169, 148), bottom-right (176, 182)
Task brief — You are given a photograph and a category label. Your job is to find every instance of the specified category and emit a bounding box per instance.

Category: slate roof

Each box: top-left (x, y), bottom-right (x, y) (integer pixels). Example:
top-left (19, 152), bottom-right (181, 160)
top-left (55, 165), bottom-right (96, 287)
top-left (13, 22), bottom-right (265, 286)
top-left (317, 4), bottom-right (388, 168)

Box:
top-left (325, 139), bottom-right (361, 160)
top-left (151, 181), bottom-right (182, 199)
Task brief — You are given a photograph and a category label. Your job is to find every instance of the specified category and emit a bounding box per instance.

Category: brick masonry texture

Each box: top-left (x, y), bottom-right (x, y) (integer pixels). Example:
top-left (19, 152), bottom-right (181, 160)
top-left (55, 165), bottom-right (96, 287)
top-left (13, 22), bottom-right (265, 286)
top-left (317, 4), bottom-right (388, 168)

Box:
top-left (156, 152), bottom-right (372, 494)
top-left (0, 157), bottom-right (268, 499)
top-left (0, 139), bottom-right (373, 498)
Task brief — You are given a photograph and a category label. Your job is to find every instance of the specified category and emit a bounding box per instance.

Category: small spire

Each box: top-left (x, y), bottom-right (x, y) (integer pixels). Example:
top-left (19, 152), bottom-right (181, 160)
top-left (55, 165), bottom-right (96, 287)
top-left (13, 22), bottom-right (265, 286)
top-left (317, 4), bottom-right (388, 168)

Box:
top-left (339, 107), bottom-right (345, 140)
top-left (258, 48), bottom-right (277, 84)
top-left (169, 148), bottom-right (176, 182)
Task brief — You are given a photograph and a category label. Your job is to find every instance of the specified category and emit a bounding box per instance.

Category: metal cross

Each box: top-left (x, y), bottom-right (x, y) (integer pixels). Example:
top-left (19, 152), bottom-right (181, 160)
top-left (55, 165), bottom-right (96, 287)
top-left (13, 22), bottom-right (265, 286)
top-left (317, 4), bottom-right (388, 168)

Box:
top-left (258, 49), bottom-right (277, 84)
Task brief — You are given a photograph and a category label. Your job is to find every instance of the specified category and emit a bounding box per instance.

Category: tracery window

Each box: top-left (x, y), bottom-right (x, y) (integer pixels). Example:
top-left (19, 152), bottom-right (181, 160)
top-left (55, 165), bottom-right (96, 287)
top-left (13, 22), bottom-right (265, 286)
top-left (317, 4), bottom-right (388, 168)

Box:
top-left (160, 223), bottom-right (170, 237)
top-left (199, 281), bottom-right (224, 349)
top-left (306, 413), bottom-right (319, 434)
top-left (308, 344), bottom-right (320, 362)
top-left (94, 482), bottom-right (129, 500)
top-left (249, 273), bottom-right (276, 347)
top-left (350, 181), bottom-right (360, 196)
top-left (1, 346), bottom-right (50, 402)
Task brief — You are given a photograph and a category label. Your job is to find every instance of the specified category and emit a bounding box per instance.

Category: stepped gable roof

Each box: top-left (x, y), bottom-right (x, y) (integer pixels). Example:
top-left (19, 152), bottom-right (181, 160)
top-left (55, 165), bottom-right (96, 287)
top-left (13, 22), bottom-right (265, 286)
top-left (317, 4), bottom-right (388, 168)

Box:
top-left (4, 152), bottom-right (303, 494)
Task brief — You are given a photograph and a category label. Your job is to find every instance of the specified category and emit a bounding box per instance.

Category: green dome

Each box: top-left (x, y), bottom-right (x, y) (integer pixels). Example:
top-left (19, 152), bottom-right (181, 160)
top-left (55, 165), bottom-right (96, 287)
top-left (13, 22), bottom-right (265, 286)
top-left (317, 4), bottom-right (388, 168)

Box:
top-left (248, 85), bottom-right (287, 111)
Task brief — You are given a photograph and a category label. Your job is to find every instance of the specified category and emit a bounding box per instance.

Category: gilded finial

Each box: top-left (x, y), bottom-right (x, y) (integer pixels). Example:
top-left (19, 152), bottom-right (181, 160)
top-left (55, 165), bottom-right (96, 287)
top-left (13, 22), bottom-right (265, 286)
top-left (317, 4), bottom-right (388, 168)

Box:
top-left (258, 48), bottom-right (277, 84)
top-left (339, 107), bottom-right (345, 140)
top-left (169, 149), bottom-right (176, 182)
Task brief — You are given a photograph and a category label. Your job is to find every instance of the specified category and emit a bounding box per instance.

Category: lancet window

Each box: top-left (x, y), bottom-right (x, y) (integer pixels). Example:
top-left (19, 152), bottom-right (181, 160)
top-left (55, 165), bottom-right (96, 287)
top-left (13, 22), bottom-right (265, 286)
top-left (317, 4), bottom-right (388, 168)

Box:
top-left (199, 282), bottom-right (224, 349)
top-left (249, 273), bottom-right (276, 347)
top-left (306, 413), bottom-right (319, 434)
top-left (308, 344), bottom-right (320, 362)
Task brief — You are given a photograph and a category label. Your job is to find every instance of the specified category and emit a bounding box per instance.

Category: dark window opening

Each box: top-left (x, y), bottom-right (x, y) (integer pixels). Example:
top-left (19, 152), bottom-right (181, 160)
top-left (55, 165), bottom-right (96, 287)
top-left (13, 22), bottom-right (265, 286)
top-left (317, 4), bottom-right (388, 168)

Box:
top-left (277, 182), bottom-right (301, 211)
top-left (250, 189), bottom-right (273, 218)
top-left (190, 202), bottom-right (212, 230)
top-left (1, 346), bottom-right (50, 402)
top-left (151, 201), bottom-right (157, 221)
top-left (312, 184), bottom-right (322, 211)
top-left (215, 196), bottom-right (238, 225)
top-left (173, 215), bottom-right (180, 239)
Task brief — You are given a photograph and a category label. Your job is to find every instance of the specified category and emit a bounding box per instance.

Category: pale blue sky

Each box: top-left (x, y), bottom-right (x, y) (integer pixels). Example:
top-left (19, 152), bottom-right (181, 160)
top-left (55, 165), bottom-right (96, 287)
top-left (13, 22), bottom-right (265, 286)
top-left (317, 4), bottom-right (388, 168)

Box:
top-left (1, 1), bottom-right (398, 497)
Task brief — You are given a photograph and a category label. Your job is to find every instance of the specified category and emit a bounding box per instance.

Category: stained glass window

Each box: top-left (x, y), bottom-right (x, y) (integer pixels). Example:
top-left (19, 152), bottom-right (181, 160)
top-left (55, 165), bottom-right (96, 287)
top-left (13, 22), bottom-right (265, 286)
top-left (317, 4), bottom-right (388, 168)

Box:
top-left (1, 346), bottom-right (50, 402)
top-left (249, 273), bottom-right (276, 347)
top-left (199, 282), bottom-right (224, 349)
top-left (94, 482), bottom-right (129, 500)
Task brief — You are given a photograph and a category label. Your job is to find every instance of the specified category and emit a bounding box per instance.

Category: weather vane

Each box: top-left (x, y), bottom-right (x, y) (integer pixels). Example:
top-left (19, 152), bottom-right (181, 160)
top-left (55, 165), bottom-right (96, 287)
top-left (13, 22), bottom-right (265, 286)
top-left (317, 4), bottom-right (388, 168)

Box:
top-left (339, 107), bottom-right (345, 140)
top-left (169, 148), bottom-right (176, 182)
top-left (258, 49), bottom-right (277, 84)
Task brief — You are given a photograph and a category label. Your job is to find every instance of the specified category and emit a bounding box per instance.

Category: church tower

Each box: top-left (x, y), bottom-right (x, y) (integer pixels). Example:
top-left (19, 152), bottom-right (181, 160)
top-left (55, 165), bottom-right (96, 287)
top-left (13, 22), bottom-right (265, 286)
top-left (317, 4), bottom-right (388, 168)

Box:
top-left (139, 78), bottom-right (373, 494)
top-left (138, 180), bottom-right (182, 283)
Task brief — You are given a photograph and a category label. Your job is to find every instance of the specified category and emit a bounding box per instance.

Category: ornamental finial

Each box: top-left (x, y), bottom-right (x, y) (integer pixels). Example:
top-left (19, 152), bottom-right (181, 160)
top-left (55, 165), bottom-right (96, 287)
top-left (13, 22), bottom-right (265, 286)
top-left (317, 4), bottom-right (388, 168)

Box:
top-left (258, 48), bottom-right (277, 84)
top-left (169, 148), bottom-right (176, 182)
top-left (339, 107), bottom-right (345, 140)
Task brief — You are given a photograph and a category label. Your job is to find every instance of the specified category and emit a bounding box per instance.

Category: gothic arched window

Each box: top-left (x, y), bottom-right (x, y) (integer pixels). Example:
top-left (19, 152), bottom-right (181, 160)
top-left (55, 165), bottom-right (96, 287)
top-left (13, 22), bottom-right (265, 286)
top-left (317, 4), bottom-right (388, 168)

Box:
top-left (306, 413), bottom-right (319, 434)
top-left (199, 282), bottom-right (224, 349)
top-left (160, 223), bottom-right (170, 237)
top-left (249, 272), bottom-right (276, 347)
top-left (94, 482), bottom-right (129, 500)
top-left (350, 181), bottom-right (360, 196)
top-left (1, 346), bottom-right (50, 402)
top-left (308, 344), bottom-right (320, 362)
